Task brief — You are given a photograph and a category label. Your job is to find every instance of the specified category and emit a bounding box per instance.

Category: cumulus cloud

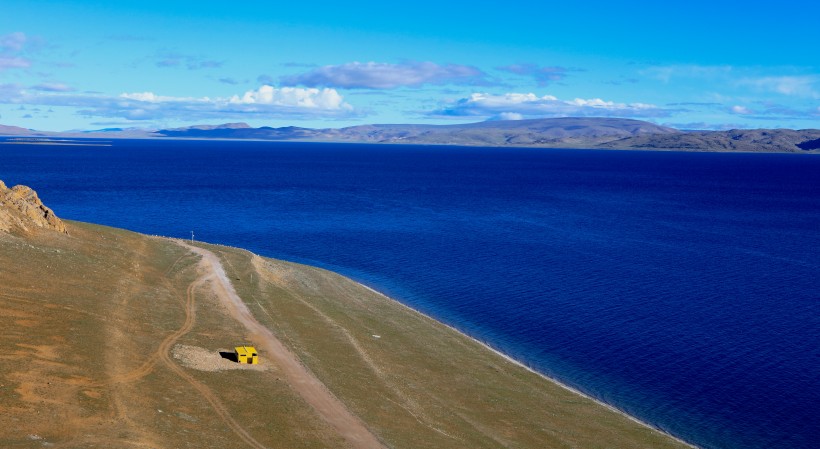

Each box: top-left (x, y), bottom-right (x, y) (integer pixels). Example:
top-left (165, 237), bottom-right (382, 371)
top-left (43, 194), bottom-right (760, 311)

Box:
top-left (0, 84), bottom-right (355, 121)
top-left (229, 85), bottom-right (349, 110)
top-left (731, 105), bottom-right (752, 115)
top-left (496, 112), bottom-right (524, 120)
top-left (431, 92), bottom-right (669, 119)
top-left (282, 61), bottom-right (490, 89)
top-left (496, 64), bottom-right (577, 86)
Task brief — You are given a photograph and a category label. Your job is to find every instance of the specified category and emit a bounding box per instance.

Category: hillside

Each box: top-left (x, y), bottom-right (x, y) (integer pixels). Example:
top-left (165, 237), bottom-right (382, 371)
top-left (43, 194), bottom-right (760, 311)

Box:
top-left (0, 184), bottom-right (694, 448)
top-left (0, 124), bottom-right (43, 136)
top-left (153, 118), bottom-right (820, 152)
top-left (156, 117), bottom-right (680, 147)
top-left (600, 128), bottom-right (820, 153)
top-left (3, 118), bottom-right (820, 152)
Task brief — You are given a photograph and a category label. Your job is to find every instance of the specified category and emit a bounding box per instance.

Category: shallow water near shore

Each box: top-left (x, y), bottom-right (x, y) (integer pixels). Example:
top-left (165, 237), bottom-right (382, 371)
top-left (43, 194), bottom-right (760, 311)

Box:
top-left (2, 138), bottom-right (819, 449)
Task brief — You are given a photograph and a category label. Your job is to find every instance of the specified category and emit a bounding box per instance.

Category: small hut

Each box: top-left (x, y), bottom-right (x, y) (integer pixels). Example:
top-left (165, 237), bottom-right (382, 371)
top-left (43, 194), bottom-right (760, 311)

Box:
top-left (234, 345), bottom-right (259, 364)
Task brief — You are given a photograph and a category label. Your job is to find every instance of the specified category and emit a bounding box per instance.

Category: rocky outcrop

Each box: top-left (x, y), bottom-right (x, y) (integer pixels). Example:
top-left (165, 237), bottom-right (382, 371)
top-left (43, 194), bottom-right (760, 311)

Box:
top-left (0, 180), bottom-right (67, 234)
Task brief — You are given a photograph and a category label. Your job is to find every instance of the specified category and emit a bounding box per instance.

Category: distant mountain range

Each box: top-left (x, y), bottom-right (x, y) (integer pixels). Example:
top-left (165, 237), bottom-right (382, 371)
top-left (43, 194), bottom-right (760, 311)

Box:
top-left (3, 118), bottom-right (820, 153)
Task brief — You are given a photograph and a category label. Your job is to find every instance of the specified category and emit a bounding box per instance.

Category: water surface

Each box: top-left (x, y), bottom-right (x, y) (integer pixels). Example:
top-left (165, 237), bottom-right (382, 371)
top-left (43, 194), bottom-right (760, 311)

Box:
top-left (2, 139), bottom-right (818, 449)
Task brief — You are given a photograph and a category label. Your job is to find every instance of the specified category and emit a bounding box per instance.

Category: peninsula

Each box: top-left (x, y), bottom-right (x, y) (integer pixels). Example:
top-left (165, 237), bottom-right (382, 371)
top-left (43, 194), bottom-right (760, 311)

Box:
top-left (0, 181), bottom-right (694, 448)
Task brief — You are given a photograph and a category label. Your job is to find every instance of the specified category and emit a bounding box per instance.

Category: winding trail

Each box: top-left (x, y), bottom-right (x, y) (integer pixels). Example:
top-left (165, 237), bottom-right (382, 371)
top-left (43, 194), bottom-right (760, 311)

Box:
top-left (89, 253), bottom-right (194, 388)
top-left (177, 241), bottom-right (386, 449)
top-left (156, 275), bottom-right (269, 449)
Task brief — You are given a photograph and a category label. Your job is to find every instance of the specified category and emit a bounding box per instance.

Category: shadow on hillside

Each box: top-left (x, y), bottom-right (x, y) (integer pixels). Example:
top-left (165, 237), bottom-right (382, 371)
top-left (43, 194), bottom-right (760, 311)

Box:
top-left (219, 351), bottom-right (238, 363)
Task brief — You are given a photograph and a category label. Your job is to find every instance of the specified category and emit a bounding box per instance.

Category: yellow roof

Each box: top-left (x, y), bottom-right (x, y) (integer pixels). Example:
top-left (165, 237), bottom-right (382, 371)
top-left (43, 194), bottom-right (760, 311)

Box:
top-left (235, 345), bottom-right (257, 356)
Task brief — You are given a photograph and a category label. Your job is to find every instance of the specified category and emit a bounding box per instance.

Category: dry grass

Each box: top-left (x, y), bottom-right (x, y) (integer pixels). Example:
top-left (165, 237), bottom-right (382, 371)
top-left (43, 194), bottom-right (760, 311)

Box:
top-left (0, 222), bottom-right (337, 448)
top-left (201, 242), bottom-right (694, 449)
top-left (0, 221), bottom-right (693, 448)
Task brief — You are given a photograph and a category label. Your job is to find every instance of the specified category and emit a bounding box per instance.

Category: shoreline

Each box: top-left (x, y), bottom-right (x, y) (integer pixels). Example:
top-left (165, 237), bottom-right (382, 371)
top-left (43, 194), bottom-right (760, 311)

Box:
top-left (1, 134), bottom-right (817, 155)
top-left (173, 237), bottom-right (698, 448)
top-left (352, 281), bottom-right (699, 449)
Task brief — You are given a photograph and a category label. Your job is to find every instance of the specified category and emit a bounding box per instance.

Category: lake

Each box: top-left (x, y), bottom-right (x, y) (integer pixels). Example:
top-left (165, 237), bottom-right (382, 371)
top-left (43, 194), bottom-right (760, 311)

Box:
top-left (2, 138), bottom-right (819, 449)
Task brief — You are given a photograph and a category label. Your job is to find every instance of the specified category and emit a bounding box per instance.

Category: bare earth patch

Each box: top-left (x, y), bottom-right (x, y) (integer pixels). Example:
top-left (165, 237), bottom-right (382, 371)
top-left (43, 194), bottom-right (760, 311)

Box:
top-left (172, 344), bottom-right (268, 372)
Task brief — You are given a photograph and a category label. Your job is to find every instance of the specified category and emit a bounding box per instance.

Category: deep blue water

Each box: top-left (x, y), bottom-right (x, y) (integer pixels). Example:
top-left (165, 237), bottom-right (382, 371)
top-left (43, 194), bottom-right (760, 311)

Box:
top-left (2, 139), bottom-right (819, 449)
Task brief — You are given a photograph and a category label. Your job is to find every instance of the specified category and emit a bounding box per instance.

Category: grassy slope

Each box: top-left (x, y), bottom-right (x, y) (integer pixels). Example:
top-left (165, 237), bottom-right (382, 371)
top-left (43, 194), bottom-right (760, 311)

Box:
top-left (0, 221), bottom-right (692, 448)
top-left (201, 242), bottom-right (692, 449)
top-left (0, 222), bottom-right (338, 449)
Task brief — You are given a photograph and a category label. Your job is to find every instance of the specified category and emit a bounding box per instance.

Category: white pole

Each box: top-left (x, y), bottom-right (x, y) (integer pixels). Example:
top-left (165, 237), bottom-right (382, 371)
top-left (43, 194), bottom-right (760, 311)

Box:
top-left (191, 231), bottom-right (194, 243)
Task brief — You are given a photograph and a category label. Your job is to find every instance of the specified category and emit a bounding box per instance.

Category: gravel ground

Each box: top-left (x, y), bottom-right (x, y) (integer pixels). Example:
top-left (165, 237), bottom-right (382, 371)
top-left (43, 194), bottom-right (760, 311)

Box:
top-left (172, 344), bottom-right (269, 372)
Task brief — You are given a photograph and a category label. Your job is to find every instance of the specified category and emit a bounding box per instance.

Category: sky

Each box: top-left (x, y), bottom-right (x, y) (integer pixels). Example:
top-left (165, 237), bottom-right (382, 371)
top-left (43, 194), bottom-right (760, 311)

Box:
top-left (1, 0), bottom-right (818, 131)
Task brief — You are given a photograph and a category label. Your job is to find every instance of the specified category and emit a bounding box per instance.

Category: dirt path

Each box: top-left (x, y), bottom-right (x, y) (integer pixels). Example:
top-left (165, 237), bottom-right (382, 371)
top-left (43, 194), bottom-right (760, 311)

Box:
top-left (156, 276), bottom-right (269, 449)
top-left (90, 254), bottom-right (195, 387)
top-left (177, 241), bottom-right (386, 449)
top-left (95, 244), bottom-right (268, 448)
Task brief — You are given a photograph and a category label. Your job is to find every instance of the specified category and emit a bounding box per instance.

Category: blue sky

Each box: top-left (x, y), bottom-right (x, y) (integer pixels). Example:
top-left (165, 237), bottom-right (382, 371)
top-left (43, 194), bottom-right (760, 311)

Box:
top-left (1, 0), bottom-right (818, 131)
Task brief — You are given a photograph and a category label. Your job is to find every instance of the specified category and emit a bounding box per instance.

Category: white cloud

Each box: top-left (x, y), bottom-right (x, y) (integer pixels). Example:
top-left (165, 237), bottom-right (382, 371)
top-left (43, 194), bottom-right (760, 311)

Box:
top-left (282, 61), bottom-right (490, 89)
top-left (119, 92), bottom-right (212, 103)
top-left (432, 92), bottom-right (669, 118)
top-left (731, 105), bottom-right (752, 115)
top-left (0, 84), bottom-right (356, 121)
top-left (229, 85), bottom-right (349, 110)
top-left (120, 92), bottom-right (163, 102)
top-left (498, 112), bottom-right (524, 120)
top-left (569, 97), bottom-right (656, 110)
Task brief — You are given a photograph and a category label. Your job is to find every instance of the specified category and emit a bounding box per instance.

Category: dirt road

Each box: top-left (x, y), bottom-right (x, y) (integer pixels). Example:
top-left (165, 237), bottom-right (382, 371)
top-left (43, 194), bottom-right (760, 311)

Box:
top-left (177, 241), bottom-right (386, 449)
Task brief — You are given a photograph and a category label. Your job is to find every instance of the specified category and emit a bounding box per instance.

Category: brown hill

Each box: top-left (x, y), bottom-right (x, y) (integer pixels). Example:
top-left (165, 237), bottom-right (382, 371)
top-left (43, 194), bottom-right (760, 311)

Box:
top-left (156, 117), bottom-right (680, 147)
top-left (0, 218), bottom-right (693, 448)
top-left (0, 180), bottom-right (67, 234)
top-left (599, 128), bottom-right (820, 153)
top-left (0, 124), bottom-right (40, 136)
top-left (5, 118), bottom-right (820, 152)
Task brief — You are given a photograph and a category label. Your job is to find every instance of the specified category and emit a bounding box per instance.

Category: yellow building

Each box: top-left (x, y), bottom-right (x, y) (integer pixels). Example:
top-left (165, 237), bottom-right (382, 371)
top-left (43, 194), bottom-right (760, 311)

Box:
top-left (234, 345), bottom-right (259, 364)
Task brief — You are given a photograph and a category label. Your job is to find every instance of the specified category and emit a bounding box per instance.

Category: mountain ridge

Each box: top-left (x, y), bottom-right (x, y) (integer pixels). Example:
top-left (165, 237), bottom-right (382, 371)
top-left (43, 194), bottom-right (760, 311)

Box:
top-left (2, 117), bottom-right (819, 153)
